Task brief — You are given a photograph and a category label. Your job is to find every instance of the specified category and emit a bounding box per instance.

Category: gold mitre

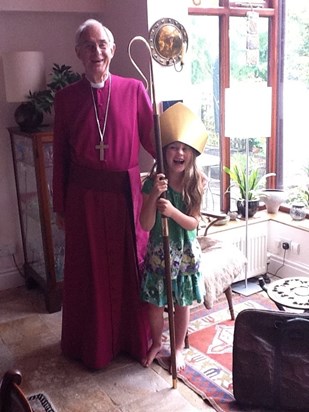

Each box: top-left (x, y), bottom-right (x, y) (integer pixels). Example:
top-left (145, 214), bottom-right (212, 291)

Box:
top-left (160, 102), bottom-right (208, 155)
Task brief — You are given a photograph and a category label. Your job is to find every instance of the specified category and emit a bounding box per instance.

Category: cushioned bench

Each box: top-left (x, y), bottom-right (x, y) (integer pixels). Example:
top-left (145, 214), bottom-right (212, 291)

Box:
top-left (198, 235), bottom-right (247, 319)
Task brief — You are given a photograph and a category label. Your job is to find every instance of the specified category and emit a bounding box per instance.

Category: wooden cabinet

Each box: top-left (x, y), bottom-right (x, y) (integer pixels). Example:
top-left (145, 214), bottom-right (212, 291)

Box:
top-left (9, 127), bottom-right (63, 313)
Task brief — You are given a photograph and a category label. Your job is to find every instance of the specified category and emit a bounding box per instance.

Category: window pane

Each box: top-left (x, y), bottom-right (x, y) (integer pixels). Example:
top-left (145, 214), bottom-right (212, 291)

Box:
top-left (283, 0), bottom-right (309, 209)
top-left (189, 15), bottom-right (220, 211)
top-left (229, 0), bottom-right (269, 7)
top-left (228, 14), bottom-right (270, 211)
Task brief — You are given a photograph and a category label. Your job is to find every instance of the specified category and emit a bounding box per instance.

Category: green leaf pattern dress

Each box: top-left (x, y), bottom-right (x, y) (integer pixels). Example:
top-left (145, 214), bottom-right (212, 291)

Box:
top-left (141, 178), bottom-right (205, 307)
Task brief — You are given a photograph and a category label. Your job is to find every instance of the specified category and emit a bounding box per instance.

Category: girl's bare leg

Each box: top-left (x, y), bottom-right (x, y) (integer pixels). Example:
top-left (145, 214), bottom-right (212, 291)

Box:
top-left (172, 304), bottom-right (190, 372)
top-left (142, 303), bottom-right (165, 367)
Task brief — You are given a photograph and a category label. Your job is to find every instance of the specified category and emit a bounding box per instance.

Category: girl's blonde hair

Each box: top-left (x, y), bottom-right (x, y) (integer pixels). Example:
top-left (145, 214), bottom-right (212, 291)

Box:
top-left (180, 152), bottom-right (205, 216)
top-left (165, 147), bottom-right (205, 216)
top-left (148, 145), bottom-right (206, 217)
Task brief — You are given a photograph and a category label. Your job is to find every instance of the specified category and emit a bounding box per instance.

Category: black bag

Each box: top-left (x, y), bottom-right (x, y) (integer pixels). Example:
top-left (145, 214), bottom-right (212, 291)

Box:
top-left (233, 309), bottom-right (309, 411)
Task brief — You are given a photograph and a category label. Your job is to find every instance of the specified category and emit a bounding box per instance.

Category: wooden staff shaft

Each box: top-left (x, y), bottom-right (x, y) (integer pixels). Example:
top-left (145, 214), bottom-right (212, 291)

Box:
top-left (162, 217), bottom-right (177, 388)
top-left (127, 37), bottom-right (177, 388)
top-left (153, 113), bottom-right (177, 388)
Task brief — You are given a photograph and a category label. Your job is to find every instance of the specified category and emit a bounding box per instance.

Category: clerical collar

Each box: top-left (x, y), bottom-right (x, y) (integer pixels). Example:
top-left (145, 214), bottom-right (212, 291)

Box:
top-left (87, 73), bottom-right (109, 89)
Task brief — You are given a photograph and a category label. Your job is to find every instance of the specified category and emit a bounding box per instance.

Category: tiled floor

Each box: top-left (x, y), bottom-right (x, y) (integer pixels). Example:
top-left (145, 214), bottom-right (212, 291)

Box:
top-left (0, 286), bottom-right (216, 412)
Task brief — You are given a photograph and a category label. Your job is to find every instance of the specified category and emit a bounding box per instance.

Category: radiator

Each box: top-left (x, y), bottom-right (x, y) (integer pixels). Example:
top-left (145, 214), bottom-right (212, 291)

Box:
top-left (232, 233), bottom-right (268, 280)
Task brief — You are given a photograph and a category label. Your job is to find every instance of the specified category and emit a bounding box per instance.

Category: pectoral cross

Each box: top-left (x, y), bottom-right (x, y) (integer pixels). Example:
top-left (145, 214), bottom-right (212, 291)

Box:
top-left (95, 141), bottom-right (109, 161)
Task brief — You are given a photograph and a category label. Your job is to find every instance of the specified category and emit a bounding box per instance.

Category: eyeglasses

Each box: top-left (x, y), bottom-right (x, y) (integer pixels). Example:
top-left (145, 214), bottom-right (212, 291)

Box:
top-left (79, 41), bottom-right (109, 52)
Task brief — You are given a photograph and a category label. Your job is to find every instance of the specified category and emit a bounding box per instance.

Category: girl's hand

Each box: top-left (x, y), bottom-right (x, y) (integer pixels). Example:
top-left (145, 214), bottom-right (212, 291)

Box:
top-left (157, 198), bottom-right (174, 217)
top-left (152, 173), bottom-right (168, 199)
top-left (139, 173), bottom-right (168, 231)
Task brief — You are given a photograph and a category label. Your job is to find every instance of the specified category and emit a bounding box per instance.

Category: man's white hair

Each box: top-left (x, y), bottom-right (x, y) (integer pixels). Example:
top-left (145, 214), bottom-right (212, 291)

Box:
top-left (75, 19), bottom-right (115, 46)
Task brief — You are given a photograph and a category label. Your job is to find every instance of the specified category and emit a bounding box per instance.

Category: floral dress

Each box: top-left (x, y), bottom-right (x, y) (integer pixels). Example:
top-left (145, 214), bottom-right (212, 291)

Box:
top-left (141, 178), bottom-right (205, 307)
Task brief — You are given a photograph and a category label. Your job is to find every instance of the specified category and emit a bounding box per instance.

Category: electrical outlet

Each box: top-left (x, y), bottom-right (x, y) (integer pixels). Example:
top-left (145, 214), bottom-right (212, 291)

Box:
top-left (291, 241), bottom-right (300, 254)
top-left (281, 239), bottom-right (291, 250)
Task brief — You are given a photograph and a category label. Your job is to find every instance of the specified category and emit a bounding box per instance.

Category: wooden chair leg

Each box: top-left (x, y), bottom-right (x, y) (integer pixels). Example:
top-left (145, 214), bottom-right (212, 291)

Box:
top-left (184, 330), bottom-right (190, 349)
top-left (224, 286), bottom-right (235, 320)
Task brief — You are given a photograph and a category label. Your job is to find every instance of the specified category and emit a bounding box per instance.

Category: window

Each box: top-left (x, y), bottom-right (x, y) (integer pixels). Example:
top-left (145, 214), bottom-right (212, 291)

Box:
top-left (281, 0), bottom-right (309, 209)
top-left (189, 1), bottom-right (277, 213)
top-left (189, 0), bottom-right (309, 215)
top-left (190, 16), bottom-right (220, 210)
top-left (228, 14), bottom-right (270, 211)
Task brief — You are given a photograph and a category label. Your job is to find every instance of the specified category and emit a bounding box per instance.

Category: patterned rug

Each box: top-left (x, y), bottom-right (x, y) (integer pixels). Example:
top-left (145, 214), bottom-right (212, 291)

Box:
top-left (158, 292), bottom-right (277, 412)
top-left (27, 392), bottom-right (57, 412)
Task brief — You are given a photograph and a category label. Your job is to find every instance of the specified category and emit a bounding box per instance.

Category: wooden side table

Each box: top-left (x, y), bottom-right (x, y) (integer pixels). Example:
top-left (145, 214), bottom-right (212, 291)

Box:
top-left (259, 277), bottom-right (309, 311)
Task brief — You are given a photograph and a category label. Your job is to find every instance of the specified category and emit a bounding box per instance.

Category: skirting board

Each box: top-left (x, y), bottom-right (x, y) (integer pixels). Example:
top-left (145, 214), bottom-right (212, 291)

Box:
top-left (0, 268), bottom-right (25, 290)
top-left (232, 255), bottom-right (309, 296)
top-left (268, 254), bottom-right (309, 278)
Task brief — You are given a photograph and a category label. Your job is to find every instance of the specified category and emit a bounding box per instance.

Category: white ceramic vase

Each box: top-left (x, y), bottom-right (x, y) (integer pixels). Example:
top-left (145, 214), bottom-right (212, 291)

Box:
top-left (260, 189), bottom-right (286, 214)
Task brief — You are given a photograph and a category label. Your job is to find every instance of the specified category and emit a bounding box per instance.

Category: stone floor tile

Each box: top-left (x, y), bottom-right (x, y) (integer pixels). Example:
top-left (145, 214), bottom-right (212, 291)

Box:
top-left (0, 286), bottom-right (215, 411)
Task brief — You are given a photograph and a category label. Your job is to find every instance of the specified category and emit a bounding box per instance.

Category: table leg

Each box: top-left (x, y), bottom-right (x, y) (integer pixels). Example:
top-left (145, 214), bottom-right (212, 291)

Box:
top-left (258, 277), bottom-right (286, 311)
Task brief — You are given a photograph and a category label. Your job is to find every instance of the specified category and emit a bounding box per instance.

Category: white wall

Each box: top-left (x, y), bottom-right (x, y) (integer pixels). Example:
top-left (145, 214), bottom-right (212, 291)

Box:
top-left (267, 220), bottom-right (309, 278)
top-left (0, 0), bottom-right (105, 12)
top-left (206, 214), bottom-right (309, 280)
top-left (0, 10), bottom-right (103, 289)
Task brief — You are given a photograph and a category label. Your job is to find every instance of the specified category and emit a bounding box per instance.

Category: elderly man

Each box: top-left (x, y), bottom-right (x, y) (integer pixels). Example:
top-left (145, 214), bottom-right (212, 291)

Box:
top-left (53, 19), bottom-right (154, 369)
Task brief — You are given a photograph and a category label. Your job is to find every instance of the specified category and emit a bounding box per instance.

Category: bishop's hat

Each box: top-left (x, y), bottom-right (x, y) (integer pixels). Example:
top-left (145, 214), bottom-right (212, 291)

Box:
top-left (159, 102), bottom-right (208, 155)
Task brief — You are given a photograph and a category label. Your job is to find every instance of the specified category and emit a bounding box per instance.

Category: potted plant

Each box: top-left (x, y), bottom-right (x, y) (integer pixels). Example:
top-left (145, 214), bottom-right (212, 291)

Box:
top-left (223, 163), bottom-right (275, 217)
top-left (286, 163), bottom-right (309, 209)
top-left (27, 63), bottom-right (81, 117)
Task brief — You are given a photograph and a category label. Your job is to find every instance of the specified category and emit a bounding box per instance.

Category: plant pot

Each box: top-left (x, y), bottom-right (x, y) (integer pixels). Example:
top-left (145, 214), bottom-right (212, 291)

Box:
top-left (259, 189), bottom-right (286, 214)
top-left (290, 202), bottom-right (306, 221)
top-left (237, 199), bottom-right (259, 218)
top-left (15, 102), bottom-right (43, 132)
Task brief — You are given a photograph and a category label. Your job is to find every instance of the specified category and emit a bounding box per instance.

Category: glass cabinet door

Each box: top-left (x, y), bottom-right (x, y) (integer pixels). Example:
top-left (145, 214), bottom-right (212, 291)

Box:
top-left (13, 134), bottom-right (47, 281)
top-left (43, 141), bottom-right (65, 282)
top-left (10, 128), bottom-right (63, 312)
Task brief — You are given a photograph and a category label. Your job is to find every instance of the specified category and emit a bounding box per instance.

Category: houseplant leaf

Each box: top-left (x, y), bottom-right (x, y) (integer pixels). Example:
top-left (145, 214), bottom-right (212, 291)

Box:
top-left (223, 164), bottom-right (276, 201)
top-left (27, 63), bottom-right (81, 114)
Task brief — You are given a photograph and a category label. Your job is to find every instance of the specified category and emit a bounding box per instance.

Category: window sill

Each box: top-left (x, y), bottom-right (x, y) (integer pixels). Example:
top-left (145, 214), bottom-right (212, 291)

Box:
top-left (201, 210), bottom-right (309, 236)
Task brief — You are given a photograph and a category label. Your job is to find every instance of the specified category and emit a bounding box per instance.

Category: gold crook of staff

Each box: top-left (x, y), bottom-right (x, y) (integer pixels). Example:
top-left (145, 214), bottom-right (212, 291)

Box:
top-left (128, 20), bottom-right (188, 389)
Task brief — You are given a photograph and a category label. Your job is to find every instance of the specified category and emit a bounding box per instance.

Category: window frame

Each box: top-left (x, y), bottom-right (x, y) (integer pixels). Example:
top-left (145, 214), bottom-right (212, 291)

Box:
top-left (188, 0), bottom-right (280, 212)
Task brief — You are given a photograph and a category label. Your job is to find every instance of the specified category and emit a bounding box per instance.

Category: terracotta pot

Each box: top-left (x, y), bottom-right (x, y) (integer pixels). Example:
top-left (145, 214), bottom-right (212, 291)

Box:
top-left (259, 189), bottom-right (286, 214)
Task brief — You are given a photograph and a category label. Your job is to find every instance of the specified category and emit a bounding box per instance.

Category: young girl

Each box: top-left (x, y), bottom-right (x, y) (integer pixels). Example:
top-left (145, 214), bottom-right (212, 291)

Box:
top-left (140, 102), bottom-right (208, 371)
